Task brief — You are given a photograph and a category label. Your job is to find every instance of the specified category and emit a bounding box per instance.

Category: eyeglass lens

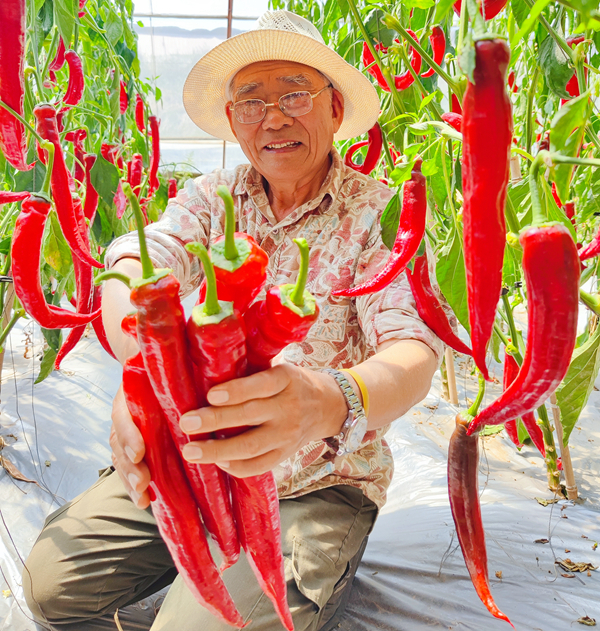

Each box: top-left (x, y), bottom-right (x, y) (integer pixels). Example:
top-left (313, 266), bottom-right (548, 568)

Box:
top-left (234, 91), bottom-right (314, 124)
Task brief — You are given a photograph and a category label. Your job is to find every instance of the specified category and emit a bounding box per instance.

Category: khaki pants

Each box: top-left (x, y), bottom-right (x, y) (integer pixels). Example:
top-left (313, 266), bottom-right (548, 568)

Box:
top-left (23, 468), bottom-right (377, 631)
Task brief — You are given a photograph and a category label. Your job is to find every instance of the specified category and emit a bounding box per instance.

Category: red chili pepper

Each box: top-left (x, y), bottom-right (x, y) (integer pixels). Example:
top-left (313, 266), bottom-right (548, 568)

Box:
top-left (462, 39), bottom-right (513, 380)
top-left (344, 123), bottom-right (383, 175)
top-left (197, 186), bottom-right (268, 314)
top-left (49, 37), bottom-right (66, 72)
top-left (83, 154), bottom-right (99, 222)
top-left (0, 191), bottom-right (29, 205)
top-left (148, 115), bottom-right (161, 196)
top-left (63, 50), bottom-right (84, 106)
top-left (122, 352), bottom-right (244, 627)
top-left (135, 94), bottom-right (145, 132)
top-left (451, 93), bottom-right (463, 115)
top-left (97, 185), bottom-right (240, 570)
top-left (453, 0), bottom-right (508, 20)
top-left (245, 238), bottom-right (319, 374)
top-left (394, 30), bottom-right (422, 91)
top-left (334, 158), bottom-right (426, 297)
top-left (65, 129), bottom-right (87, 183)
top-left (441, 112), bottom-right (463, 133)
top-left (0, 0), bottom-right (34, 172)
top-left (362, 42), bottom-right (389, 90)
top-left (448, 415), bottom-right (514, 626)
top-left (119, 80), bottom-right (128, 115)
top-left (78, 0), bottom-right (87, 17)
top-left (406, 252), bottom-right (473, 356)
top-left (168, 178), bottom-right (177, 199)
top-left (129, 153), bottom-right (144, 198)
top-left (467, 224), bottom-right (580, 435)
top-left (34, 104), bottom-right (104, 269)
top-left (421, 26), bottom-right (446, 78)
top-left (90, 285), bottom-right (116, 360)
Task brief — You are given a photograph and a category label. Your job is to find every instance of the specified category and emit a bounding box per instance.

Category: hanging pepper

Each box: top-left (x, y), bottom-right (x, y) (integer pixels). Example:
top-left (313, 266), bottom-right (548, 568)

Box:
top-left (453, 0), bottom-right (508, 20)
top-left (461, 39), bottom-right (513, 380)
top-left (502, 352), bottom-right (545, 456)
top-left (507, 70), bottom-right (518, 93)
top-left (96, 184), bottom-right (240, 570)
top-left (344, 123), bottom-right (383, 175)
top-left (393, 30), bottom-right (422, 91)
top-left (119, 80), bottom-right (128, 114)
top-left (467, 223), bottom-right (580, 435)
top-left (122, 352), bottom-right (244, 627)
top-left (406, 252), bottom-right (473, 356)
top-left (65, 129), bottom-right (87, 183)
top-left (197, 186), bottom-right (268, 314)
top-left (90, 285), bottom-right (116, 360)
top-left (334, 158), bottom-right (426, 297)
top-left (168, 178), bottom-right (178, 199)
top-left (135, 94), bottom-right (145, 132)
top-left (63, 50), bottom-right (85, 106)
top-left (48, 37), bottom-right (66, 72)
top-left (245, 238), bottom-right (319, 374)
top-left (0, 192), bottom-right (29, 205)
top-left (448, 414), bottom-right (514, 626)
top-left (129, 153), bottom-right (144, 198)
top-left (441, 112), bottom-right (462, 133)
top-left (34, 104), bottom-right (103, 269)
top-left (362, 32), bottom-right (422, 92)
top-left (0, 0), bottom-right (34, 172)
top-left (421, 26), bottom-right (446, 78)
top-left (148, 115), bottom-right (161, 195)
top-left (83, 154), bottom-right (99, 222)
top-left (451, 93), bottom-right (463, 115)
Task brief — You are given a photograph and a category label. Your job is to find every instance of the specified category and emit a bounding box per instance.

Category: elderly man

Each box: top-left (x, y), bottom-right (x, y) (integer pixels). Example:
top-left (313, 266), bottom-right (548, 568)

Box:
top-left (24, 10), bottom-right (442, 631)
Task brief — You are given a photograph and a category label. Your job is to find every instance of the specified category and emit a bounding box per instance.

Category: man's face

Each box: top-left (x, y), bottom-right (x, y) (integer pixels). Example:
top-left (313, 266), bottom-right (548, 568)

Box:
top-left (225, 60), bottom-right (344, 184)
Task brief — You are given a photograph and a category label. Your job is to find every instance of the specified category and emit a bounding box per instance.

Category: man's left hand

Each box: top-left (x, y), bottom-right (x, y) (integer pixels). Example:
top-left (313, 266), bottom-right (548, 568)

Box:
top-left (179, 364), bottom-right (347, 478)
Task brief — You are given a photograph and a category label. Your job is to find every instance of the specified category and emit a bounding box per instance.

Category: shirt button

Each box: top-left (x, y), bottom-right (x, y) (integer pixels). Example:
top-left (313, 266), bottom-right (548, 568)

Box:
top-left (273, 228), bottom-right (279, 235)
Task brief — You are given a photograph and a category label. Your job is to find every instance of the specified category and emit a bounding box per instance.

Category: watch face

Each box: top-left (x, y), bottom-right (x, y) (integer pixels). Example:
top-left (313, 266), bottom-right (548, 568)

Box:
top-left (345, 414), bottom-right (368, 453)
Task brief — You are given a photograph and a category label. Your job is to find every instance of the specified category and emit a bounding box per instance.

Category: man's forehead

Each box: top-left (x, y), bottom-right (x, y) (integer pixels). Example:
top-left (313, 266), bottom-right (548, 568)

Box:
top-left (232, 60), bottom-right (321, 88)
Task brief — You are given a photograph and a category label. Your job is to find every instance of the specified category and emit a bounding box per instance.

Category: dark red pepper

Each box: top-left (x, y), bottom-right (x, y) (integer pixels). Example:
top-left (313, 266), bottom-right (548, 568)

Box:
top-left (148, 115), bottom-right (161, 196)
top-left (83, 154), bottom-right (99, 222)
top-left (344, 123), bottom-right (383, 175)
top-left (453, 0), bottom-right (508, 20)
top-left (362, 33), bottom-right (422, 92)
top-left (421, 26), bottom-right (446, 78)
top-left (245, 238), bottom-right (319, 374)
top-left (119, 80), bottom-right (128, 115)
top-left (49, 37), bottom-right (66, 72)
top-left (90, 285), bottom-right (116, 360)
top-left (334, 158), bottom-right (426, 297)
top-left (135, 94), bottom-right (145, 132)
top-left (168, 178), bottom-right (177, 199)
top-left (63, 50), bottom-right (84, 106)
top-left (129, 153), bottom-right (144, 198)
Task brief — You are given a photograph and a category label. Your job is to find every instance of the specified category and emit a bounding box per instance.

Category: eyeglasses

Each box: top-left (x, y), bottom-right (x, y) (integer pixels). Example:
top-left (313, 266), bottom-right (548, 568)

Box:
top-left (229, 85), bottom-right (332, 124)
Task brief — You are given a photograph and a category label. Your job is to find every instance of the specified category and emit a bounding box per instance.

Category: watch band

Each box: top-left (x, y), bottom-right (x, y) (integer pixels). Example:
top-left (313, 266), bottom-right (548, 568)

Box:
top-left (322, 368), bottom-right (368, 456)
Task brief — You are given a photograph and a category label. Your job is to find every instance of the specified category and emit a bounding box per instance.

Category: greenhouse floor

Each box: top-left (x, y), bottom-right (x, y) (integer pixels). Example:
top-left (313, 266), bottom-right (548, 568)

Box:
top-left (1, 297), bottom-right (599, 631)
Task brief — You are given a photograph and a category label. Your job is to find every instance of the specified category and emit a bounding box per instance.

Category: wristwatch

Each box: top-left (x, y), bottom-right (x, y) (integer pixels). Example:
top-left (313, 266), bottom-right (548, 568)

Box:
top-left (322, 368), bottom-right (368, 456)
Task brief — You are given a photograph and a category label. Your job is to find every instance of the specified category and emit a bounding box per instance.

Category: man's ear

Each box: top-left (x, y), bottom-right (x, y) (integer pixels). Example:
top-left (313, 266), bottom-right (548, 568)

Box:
top-left (225, 103), bottom-right (238, 140)
top-left (331, 89), bottom-right (344, 134)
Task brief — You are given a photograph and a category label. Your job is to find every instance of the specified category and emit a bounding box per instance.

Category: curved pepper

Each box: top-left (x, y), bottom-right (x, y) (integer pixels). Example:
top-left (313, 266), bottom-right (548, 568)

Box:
top-left (129, 153), bottom-right (144, 198)
top-left (406, 252), bottom-right (473, 356)
top-left (90, 285), bottom-right (116, 360)
top-left (48, 37), bottom-right (66, 72)
top-left (135, 94), bottom-right (145, 132)
top-left (462, 39), bottom-right (513, 380)
top-left (448, 414), bottom-right (514, 626)
top-left (119, 80), bottom-right (128, 114)
top-left (421, 26), bottom-right (446, 78)
top-left (467, 223), bottom-right (580, 435)
top-left (63, 50), bottom-right (85, 106)
top-left (334, 157), bottom-right (426, 297)
top-left (343, 123), bottom-right (383, 175)
top-left (148, 115), bottom-right (161, 195)
top-left (453, 0), bottom-right (508, 20)
top-left (83, 154), bottom-right (99, 222)
top-left (362, 32), bottom-right (422, 92)
top-left (65, 129), bottom-right (87, 183)
top-left (0, 0), bottom-right (34, 171)
top-left (441, 112), bottom-right (463, 133)
top-left (0, 192), bottom-right (29, 205)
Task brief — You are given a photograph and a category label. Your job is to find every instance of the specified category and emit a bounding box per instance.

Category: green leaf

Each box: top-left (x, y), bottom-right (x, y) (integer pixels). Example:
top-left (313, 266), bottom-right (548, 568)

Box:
top-left (459, 30), bottom-right (476, 85)
top-left (556, 323), bottom-right (600, 445)
top-left (436, 225), bottom-right (470, 332)
top-left (91, 202), bottom-right (113, 247)
top-left (509, 0), bottom-right (552, 49)
top-left (578, 168), bottom-right (600, 223)
top-left (421, 158), bottom-right (438, 177)
top-left (510, 0), bottom-right (529, 29)
top-left (35, 347), bottom-right (57, 384)
top-left (13, 162), bottom-right (47, 193)
top-left (434, 0), bottom-right (456, 23)
top-left (105, 8), bottom-right (124, 47)
top-left (401, 0), bottom-right (435, 8)
top-left (430, 146), bottom-right (449, 212)
top-left (540, 177), bottom-right (576, 239)
top-left (43, 210), bottom-right (73, 277)
top-left (90, 155), bottom-right (120, 206)
top-left (110, 66), bottom-right (121, 126)
top-left (516, 417), bottom-right (530, 444)
top-left (0, 237), bottom-right (11, 255)
top-left (365, 9), bottom-right (396, 47)
top-left (539, 35), bottom-right (575, 100)
top-left (380, 191), bottom-right (402, 251)
top-left (390, 162), bottom-right (414, 186)
top-left (41, 327), bottom-right (62, 353)
top-left (502, 244), bottom-right (520, 289)
top-left (53, 0), bottom-right (75, 47)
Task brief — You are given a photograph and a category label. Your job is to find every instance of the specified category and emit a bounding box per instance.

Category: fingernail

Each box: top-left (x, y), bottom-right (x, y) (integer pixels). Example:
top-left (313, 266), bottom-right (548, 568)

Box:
top-left (216, 461), bottom-right (230, 469)
top-left (125, 446), bottom-right (137, 463)
top-left (208, 389), bottom-right (229, 404)
top-left (183, 445), bottom-right (203, 461)
top-left (180, 414), bottom-right (202, 433)
top-left (128, 473), bottom-right (140, 491)
top-left (130, 490), bottom-right (141, 506)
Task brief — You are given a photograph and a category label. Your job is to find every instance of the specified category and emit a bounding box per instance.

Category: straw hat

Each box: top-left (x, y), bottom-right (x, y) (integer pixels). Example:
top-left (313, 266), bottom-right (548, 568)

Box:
top-left (183, 10), bottom-right (380, 144)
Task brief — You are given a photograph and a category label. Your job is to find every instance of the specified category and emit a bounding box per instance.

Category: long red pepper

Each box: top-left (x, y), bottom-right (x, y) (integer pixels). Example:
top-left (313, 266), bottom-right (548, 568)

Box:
top-left (119, 80), bottom-right (128, 114)
top-left (63, 50), bottom-right (85, 106)
top-left (0, 0), bottom-right (33, 172)
top-left (441, 112), bottom-right (462, 133)
top-left (334, 158), bottom-right (426, 297)
top-left (34, 104), bottom-right (104, 269)
top-left (65, 129), bottom-right (87, 183)
top-left (448, 415), bottom-right (514, 627)
top-left (129, 153), bottom-right (144, 198)
top-left (168, 178), bottom-right (178, 199)
top-left (362, 33), bottom-right (422, 92)
top-left (421, 26), bottom-right (446, 78)
top-left (135, 94), bottom-right (145, 132)
top-left (245, 238), bottom-right (319, 375)
top-left (96, 184), bottom-right (240, 570)
top-left (453, 0), bottom-right (508, 20)
top-left (197, 186), bottom-right (268, 314)
top-left (90, 285), bottom-right (116, 360)
top-left (83, 154), bottom-right (99, 222)
top-left (122, 352), bottom-right (244, 627)
top-left (0, 192), bottom-right (30, 205)
top-left (467, 223), bottom-right (580, 435)
top-left (48, 37), bottom-right (66, 72)
top-left (406, 252), bottom-right (473, 356)
top-left (462, 39), bottom-right (513, 381)
top-left (344, 123), bottom-right (383, 175)
top-left (148, 115), bottom-right (161, 195)
top-left (186, 242), bottom-right (294, 631)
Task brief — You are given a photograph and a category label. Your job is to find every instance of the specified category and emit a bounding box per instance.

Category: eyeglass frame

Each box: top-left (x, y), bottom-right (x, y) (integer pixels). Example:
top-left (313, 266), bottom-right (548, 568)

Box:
top-left (228, 84), bottom-right (333, 125)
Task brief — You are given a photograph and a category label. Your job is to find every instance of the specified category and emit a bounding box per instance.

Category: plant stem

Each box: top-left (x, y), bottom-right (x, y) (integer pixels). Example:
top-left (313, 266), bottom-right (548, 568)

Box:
top-left (528, 152), bottom-right (548, 226)
top-left (505, 193), bottom-right (521, 234)
top-left (290, 238), bottom-right (309, 307)
top-left (467, 372), bottom-right (486, 416)
top-left (521, 0), bottom-right (574, 62)
top-left (188, 243), bottom-right (220, 316)
top-left (0, 308), bottom-right (25, 349)
top-left (525, 65), bottom-right (540, 155)
top-left (216, 186), bottom-right (239, 261)
top-left (0, 100), bottom-right (45, 144)
top-left (441, 141), bottom-right (457, 223)
top-left (395, 42), bottom-right (442, 119)
top-left (536, 403), bottom-right (561, 492)
top-left (123, 183), bottom-right (154, 279)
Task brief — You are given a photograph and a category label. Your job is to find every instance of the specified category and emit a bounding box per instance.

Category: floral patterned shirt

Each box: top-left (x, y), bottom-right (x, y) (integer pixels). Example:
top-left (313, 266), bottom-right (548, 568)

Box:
top-left (105, 148), bottom-right (444, 509)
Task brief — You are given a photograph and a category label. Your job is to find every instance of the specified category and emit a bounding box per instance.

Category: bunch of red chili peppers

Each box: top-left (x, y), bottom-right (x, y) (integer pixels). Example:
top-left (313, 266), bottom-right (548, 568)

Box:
top-left (99, 185), bottom-right (320, 628)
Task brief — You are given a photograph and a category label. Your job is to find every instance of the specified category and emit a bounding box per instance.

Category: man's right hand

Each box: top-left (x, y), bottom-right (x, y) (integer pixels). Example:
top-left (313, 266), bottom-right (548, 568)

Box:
top-left (110, 383), bottom-right (152, 509)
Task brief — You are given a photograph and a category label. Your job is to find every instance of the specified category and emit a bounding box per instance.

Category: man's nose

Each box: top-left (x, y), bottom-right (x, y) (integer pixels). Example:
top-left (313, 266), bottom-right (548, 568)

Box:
top-left (261, 103), bottom-right (294, 130)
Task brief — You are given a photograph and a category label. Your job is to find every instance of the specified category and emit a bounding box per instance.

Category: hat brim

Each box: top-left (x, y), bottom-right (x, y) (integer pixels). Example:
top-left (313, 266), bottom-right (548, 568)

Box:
top-left (183, 29), bottom-right (381, 144)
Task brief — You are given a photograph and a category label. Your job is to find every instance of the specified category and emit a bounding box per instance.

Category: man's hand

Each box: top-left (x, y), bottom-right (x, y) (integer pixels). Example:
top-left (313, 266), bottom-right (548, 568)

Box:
top-left (179, 364), bottom-right (347, 478)
top-left (110, 384), bottom-right (152, 508)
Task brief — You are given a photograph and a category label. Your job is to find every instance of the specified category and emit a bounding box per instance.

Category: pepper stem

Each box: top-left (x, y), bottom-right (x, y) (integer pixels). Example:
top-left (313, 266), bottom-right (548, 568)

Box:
top-left (94, 271), bottom-right (132, 288)
top-left (122, 182), bottom-right (154, 279)
top-left (186, 243), bottom-right (220, 316)
top-left (216, 185), bottom-right (239, 261)
top-left (528, 152), bottom-right (548, 227)
top-left (467, 372), bottom-right (486, 417)
top-left (40, 141), bottom-right (54, 197)
top-left (580, 289), bottom-right (600, 316)
top-left (290, 238), bottom-right (309, 307)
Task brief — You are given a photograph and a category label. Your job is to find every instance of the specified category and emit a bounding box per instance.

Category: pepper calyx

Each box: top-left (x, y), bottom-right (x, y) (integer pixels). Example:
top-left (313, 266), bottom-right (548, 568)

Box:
top-left (191, 301), bottom-right (234, 327)
top-left (210, 238), bottom-right (251, 272)
top-left (130, 268), bottom-right (172, 288)
top-left (277, 285), bottom-right (317, 317)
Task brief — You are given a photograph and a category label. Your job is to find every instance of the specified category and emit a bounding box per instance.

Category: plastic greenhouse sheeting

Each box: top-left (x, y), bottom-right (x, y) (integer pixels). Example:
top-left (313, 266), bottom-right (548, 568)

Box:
top-left (0, 295), bottom-right (599, 631)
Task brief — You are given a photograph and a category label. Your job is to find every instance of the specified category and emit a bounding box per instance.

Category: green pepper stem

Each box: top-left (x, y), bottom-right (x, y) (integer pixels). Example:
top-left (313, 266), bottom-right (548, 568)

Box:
top-left (0, 308), bottom-right (25, 349)
top-left (0, 99), bottom-right (45, 145)
top-left (528, 152), bottom-right (547, 227)
top-left (40, 142), bottom-right (55, 197)
top-left (580, 289), bottom-right (600, 315)
top-left (525, 65), bottom-right (540, 155)
top-left (186, 243), bottom-right (220, 316)
top-left (122, 182), bottom-right (154, 280)
top-left (216, 185), bottom-right (239, 261)
top-left (467, 372), bottom-right (486, 417)
top-left (290, 238), bottom-right (309, 307)
top-left (536, 403), bottom-right (561, 492)
top-left (94, 271), bottom-right (132, 288)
